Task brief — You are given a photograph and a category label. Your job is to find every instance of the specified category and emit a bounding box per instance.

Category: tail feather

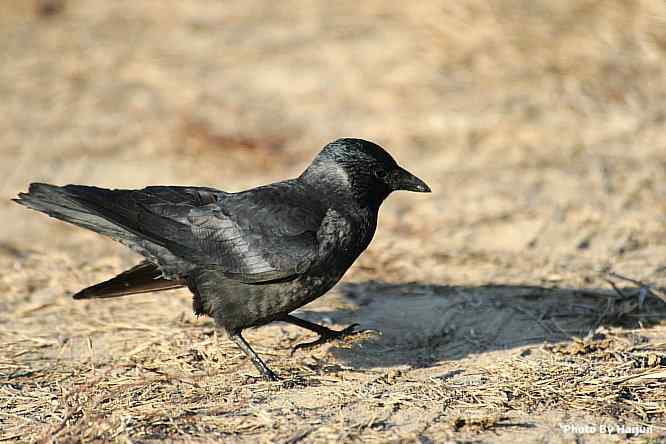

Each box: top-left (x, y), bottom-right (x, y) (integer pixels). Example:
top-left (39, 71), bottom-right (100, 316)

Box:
top-left (14, 183), bottom-right (134, 242)
top-left (73, 261), bottom-right (186, 299)
top-left (13, 183), bottom-right (192, 279)
top-left (14, 184), bottom-right (189, 299)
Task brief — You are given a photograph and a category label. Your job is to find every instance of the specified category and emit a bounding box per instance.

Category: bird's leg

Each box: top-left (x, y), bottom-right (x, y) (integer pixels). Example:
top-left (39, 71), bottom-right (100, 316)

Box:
top-left (229, 331), bottom-right (279, 381)
top-left (282, 314), bottom-right (361, 354)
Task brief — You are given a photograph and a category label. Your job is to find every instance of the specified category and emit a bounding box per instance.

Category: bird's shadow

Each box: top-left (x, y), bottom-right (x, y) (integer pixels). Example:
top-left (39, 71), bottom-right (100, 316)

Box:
top-left (292, 281), bottom-right (666, 370)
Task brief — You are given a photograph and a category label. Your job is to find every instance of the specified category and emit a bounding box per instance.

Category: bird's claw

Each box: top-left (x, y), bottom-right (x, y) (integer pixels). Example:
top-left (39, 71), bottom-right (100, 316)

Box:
top-left (291, 323), bottom-right (362, 355)
top-left (262, 368), bottom-right (280, 382)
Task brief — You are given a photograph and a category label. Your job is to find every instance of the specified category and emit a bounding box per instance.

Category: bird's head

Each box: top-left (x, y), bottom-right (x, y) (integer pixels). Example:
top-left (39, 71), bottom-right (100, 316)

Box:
top-left (301, 138), bottom-right (431, 209)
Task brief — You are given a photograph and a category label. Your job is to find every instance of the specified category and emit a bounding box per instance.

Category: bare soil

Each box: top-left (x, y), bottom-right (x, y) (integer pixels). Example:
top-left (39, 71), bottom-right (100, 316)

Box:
top-left (1, 1), bottom-right (666, 442)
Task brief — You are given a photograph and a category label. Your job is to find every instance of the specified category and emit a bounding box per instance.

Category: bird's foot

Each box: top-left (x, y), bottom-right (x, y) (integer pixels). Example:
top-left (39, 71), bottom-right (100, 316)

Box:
top-left (248, 354), bottom-right (280, 381)
top-left (260, 366), bottom-right (279, 382)
top-left (291, 323), bottom-right (362, 354)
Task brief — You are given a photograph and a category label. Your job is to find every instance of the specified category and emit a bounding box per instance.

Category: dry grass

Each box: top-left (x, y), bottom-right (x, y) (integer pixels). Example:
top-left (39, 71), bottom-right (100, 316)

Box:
top-left (1, 0), bottom-right (666, 442)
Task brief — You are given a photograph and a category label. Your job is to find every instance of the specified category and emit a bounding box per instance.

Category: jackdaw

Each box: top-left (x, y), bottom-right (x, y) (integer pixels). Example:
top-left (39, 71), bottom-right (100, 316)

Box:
top-left (14, 138), bottom-right (430, 380)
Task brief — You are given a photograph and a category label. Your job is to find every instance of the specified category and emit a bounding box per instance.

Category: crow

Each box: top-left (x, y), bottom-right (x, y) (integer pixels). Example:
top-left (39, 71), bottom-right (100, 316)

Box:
top-left (14, 138), bottom-right (430, 380)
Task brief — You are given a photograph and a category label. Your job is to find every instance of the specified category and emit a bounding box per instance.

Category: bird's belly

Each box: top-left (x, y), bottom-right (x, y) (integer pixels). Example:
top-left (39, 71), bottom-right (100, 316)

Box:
top-left (284, 274), bottom-right (342, 310)
top-left (194, 268), bottom-right (345, 331)
top-left (244, 273), bottom-right (342, 325)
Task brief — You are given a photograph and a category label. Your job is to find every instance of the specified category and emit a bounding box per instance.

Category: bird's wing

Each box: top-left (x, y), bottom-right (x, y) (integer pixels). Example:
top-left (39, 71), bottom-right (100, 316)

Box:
top-left (16, 183), bottom-right (328, 283)
top-left (20, 182), bottom-right (328, 283)
top-left (159, 182), bottom-right (327, 283)
top-left (15, 184), bottom-right (224, 278)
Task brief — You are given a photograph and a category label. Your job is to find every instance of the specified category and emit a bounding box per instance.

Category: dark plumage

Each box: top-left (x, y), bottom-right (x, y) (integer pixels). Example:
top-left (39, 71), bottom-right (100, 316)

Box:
top-left (14, 138), bottom-right (430, 380)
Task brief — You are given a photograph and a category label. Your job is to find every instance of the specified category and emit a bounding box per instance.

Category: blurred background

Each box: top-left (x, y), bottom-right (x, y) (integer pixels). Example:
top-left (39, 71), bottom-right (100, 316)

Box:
top-left (1, 0), bottom-right (665, 283)
top-left (1, 2), bottom-right (666, 441)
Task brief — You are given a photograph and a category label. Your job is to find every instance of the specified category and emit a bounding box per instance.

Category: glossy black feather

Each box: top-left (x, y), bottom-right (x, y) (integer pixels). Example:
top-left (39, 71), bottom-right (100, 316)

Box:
top-left (73, 261), bottom-right (185, 299)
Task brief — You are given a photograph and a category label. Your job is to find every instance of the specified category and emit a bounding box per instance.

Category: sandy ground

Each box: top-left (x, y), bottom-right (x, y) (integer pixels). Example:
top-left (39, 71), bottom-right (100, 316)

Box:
top-left (1, 1), bottom-right (666, 442)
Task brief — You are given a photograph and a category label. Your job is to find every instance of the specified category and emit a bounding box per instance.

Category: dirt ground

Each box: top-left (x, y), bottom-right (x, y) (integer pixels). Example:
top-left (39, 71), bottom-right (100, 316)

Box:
top-left (1, 1), bottom-right (666, 442)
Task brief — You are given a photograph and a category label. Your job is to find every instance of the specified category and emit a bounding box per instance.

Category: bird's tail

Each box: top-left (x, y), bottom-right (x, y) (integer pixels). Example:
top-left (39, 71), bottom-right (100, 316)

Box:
top-left (13, 182), bottom-right (138, 242)
top-left (73, 261), bottom-right (185, 299)
top-left (14, 183), bottom-right (188, 298)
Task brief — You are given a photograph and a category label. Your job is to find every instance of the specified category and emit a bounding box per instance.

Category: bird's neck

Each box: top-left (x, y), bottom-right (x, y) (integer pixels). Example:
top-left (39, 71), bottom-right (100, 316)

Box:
top-left (299, 161), bottom-right (389, 214)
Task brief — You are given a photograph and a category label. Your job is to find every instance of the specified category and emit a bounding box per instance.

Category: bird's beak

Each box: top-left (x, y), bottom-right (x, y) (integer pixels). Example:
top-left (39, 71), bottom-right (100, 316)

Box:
top-left (392, 166), bottom-right (431, 193)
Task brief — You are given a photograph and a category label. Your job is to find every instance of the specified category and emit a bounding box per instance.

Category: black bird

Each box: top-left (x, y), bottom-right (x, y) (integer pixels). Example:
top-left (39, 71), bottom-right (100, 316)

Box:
top-left (14, 138), bottom-right (430, 380)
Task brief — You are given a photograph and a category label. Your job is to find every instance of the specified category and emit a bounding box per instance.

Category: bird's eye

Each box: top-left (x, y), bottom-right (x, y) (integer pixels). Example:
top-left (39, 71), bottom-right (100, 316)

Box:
top-left (375, 169), bottom-right (388, 181)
